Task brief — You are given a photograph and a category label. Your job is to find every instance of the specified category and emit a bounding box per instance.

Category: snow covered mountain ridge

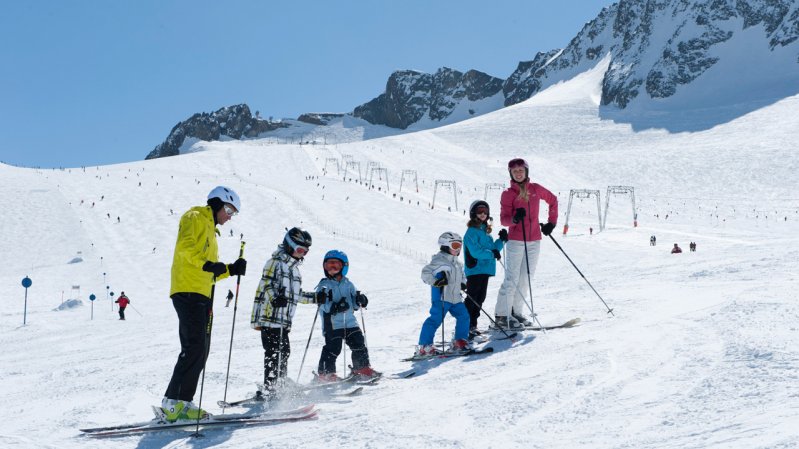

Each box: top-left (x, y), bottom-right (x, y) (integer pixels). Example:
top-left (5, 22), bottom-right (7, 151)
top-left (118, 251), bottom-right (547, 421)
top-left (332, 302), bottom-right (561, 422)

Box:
top-left (146, 0), bottom-right (799, 160)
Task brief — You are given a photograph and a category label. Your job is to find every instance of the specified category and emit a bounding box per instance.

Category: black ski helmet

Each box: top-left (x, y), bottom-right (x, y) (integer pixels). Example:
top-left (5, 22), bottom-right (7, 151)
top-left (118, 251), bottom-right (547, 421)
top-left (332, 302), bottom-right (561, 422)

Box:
top-left (283, 227), bottom-right (312, 254)
top-left (469, 200), bottom-right (490, 220)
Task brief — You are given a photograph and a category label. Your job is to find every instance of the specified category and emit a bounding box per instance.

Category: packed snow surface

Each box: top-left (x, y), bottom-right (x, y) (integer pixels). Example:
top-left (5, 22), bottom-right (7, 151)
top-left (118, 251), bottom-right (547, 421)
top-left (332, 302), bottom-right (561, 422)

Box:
top-left (1, 64), bottom-right (798, 449)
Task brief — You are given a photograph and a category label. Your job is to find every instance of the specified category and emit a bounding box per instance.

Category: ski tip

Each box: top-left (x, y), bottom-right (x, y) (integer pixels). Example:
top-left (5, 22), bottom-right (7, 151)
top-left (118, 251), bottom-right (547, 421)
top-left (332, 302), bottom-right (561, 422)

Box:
top-left (564, 317), bottom-right (582, 327)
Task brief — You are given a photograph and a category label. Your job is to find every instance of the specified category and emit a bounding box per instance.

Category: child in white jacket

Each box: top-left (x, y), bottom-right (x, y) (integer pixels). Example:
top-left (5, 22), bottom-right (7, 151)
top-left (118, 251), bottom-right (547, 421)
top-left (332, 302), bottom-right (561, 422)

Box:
top-left (416, 232), bottom-right (471, 356)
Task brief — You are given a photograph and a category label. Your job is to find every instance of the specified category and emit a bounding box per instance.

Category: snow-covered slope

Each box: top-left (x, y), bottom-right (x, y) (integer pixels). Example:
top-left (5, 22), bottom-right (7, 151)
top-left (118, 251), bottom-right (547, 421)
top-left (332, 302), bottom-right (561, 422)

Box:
top-left (1, 62), bottom-right (798, 449)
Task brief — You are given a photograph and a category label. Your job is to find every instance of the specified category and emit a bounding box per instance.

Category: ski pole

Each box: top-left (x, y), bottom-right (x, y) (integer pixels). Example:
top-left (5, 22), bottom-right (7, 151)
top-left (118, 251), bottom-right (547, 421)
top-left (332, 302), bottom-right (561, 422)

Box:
top-left (295, 302), bottom-right (320, 384)
top-left (461, 292), bottom-right (518, 340)
top-left (518, 218), bottom-right (546, 330)
top-left (359, 306), bottom-right (367, 343)
top-left (222, 241), bottom-right (246, 410)
top-left (277, 317), bottom-right (285, 390)
top-left (341, 306), bottom-right (348, 376)
top-left (546, 233), bottom-right (615, 316)
top-left (127, 303), bottom-right (143, 317)
top-left (496, 258), bottom-right (544, 332)
top-left (440, 285), bottom-right (446, 352)
top-left (194, 275), bottom-right (216, 437)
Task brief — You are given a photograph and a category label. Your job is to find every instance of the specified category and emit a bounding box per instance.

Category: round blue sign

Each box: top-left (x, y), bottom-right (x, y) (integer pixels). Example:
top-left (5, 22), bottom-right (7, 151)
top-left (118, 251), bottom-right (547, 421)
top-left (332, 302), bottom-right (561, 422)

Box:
top-left (110, 292), bottom-right (115, 297)
top-left (22, 277), bottom-right (32, 288)
top-left (89, 294), bottom-right (96, 301)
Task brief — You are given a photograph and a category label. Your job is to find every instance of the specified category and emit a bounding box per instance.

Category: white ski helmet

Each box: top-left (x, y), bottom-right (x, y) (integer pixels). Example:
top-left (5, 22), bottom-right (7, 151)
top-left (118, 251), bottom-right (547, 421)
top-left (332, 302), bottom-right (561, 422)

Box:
top-left (438, 231), bottom-right (463, 248)
top-left (208, 186), bottom-right (241, 212)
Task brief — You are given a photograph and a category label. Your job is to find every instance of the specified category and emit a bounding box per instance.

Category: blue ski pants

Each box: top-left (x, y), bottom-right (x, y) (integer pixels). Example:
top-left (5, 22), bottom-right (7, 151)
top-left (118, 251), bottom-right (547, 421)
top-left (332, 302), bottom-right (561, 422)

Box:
top-left (418, 299), bottom-right (470, 345)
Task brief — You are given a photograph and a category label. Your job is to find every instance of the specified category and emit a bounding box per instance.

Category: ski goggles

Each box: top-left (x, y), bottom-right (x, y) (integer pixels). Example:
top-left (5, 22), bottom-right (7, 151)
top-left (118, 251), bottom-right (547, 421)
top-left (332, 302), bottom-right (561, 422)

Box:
top-left (450, 241), bottom-right (463, 250)
top-left (294, 246), bottom-right (309, 255)
top-left (508, 158), bottom-right (528, 169)
top-left (474, 206), bottom-right (489, 215)
top-left (223, 204), bottom-right (238, 216)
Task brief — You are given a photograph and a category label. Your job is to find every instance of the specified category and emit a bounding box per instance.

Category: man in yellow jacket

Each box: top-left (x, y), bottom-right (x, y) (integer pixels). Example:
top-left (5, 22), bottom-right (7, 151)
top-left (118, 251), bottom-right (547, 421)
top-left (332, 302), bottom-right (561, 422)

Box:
top-left (161, 186), bottom-right (247, 422)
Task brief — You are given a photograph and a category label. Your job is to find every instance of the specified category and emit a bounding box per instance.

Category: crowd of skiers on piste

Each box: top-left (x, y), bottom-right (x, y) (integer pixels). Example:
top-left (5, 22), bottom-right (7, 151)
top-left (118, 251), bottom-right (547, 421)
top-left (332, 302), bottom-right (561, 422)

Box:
top-left (158, 157), bottom-right (558, 423)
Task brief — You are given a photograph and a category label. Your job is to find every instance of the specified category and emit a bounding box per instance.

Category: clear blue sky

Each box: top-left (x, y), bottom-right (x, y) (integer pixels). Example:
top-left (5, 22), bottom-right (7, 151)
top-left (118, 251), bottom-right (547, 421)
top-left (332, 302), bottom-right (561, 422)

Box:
top-left (0, 0), bottom-right (609, 168)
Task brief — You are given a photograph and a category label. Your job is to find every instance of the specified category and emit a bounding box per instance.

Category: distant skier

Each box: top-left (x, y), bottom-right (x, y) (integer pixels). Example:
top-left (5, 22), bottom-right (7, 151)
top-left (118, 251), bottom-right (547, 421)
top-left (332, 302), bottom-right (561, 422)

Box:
top-left (415, 232), bottom-right (471, 356)
top-left (463, 200), bottom-right (505, 340)
top-left (313, 250), bottom-right (379, 382)
top-left (225, 289), bottom-right (234, 307)
top-left (671, 243), bottom-right (683, 254)
top-left (250, 227), bottom-right (318, 397)
top-left (495, 158), bottom-right (557, 329)
top-left (160, 186), bottom-right (247, 422)
top-left (115, 292), bottom-right (130, 320)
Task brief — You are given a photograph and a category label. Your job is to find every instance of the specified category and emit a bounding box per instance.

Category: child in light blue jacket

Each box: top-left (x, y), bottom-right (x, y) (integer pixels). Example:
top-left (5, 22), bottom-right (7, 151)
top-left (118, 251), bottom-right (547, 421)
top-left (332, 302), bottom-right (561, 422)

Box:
top-left (314, 250), bottom-right (379, 381)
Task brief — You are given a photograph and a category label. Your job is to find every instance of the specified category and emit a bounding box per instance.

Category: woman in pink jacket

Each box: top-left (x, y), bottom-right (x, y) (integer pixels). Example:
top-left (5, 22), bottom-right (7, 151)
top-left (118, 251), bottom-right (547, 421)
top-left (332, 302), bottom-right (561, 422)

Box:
top-left (495, 158), bottom-right (558, 329)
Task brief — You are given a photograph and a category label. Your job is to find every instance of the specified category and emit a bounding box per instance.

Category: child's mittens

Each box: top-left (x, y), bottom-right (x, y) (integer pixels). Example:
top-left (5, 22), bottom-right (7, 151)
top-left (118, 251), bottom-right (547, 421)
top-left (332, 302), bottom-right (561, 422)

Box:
top-left (330, 299), bottom-right (350, 314)
top-left (355, 293), bottom-right (368, 308)
top-left (433, 272), bottom-right (449, 287)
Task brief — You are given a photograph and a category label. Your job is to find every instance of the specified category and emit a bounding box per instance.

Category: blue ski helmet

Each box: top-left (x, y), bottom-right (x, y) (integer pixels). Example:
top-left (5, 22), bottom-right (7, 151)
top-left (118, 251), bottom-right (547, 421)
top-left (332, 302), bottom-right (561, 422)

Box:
top-left (323, 250), bottom-right (349, 276)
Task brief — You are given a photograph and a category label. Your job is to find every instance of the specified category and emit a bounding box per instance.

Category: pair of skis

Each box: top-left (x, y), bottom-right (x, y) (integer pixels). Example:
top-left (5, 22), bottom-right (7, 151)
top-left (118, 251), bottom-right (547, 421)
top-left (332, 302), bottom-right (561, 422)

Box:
top-left (486, 317), bottom-right (581, 333)
top-left (220, 374), bottom-right (381, 408)
top-left (402, 346), bottom-right (495, 362)
top-left (80, 404), bottom-right (318, 438)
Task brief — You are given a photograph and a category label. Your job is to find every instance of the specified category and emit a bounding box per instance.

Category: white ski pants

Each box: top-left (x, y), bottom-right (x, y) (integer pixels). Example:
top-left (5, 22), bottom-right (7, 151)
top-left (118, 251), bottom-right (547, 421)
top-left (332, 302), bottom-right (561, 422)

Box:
top-left (495, 240), bottom-right (540, 318)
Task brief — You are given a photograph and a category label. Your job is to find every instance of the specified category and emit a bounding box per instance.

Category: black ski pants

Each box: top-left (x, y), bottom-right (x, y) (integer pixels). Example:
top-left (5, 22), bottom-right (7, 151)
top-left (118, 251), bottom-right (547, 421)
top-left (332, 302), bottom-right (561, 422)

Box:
top-left (118, 307), bottom-right (126, 320)
top-left (164, 292), bottom-right (213, 402)
top-left (318, 314), bottom-right (369, 374)
top-left (465, 274), bottom-right (490, 329)
top-left (261, 327), bottom-right (291, 390)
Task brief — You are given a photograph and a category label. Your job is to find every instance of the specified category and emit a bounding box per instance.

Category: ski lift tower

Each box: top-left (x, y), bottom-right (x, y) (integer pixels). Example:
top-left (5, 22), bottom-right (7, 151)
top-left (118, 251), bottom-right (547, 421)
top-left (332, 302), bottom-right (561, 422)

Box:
top-left (343, 161), bottom-right (362, 183)
top-left (484, 183), bottom-right (504, 201)
top-left (432, 180), bottom-right (458, 210)
top-left (342, 154), bottom-right (354, 164)
top-left (368, 167), bottom-right (389, 191)
top-left (324, 157), bottom-right (340, 175)
top-left (399, 170), bottom-right (419, 193)
top-left (603, 185), bottom-right (637, 229)
top-left (563, 189), bottom-right (602, 234)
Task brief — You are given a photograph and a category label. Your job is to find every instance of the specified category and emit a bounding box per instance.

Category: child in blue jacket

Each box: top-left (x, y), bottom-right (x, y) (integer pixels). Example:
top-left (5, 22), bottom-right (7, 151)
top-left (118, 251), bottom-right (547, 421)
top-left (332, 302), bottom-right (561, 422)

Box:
top-left (314, 250), bottom-right (379, 381)
top-left (416, 232), bottom-right (471, 356)
top-left (463, 200), bottom-right (506, 339)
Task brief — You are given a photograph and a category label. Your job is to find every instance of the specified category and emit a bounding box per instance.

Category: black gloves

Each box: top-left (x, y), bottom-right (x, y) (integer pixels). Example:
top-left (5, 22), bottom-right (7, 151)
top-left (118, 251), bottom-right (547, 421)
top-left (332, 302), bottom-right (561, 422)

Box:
top-left (271, 295), bottom-right (289, 308)
top-left (433, 272), bottom-right (449, 287)
top-left (355, 292), bottom-right (368, 308)
top-left (271, 287), bottom-right (289, 308)
top-left (314, 290), bottom-right (332, 304)
top-left (460, 282), bottom-right (467, 292)
top-left (498, 229), bottom-right (508, 242)
top-left (492, 249), bottom-right (501, 260)
top-left (202, 261), bottom-right (228, 277)
top-left (512, 208), bottom-right (526, 224)
top-left (540, 222), bottom-right (556, 236)
top-left (330, 299), bottom-right (350, 314)
top-left (228, 258), bottom-right (247, 276)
